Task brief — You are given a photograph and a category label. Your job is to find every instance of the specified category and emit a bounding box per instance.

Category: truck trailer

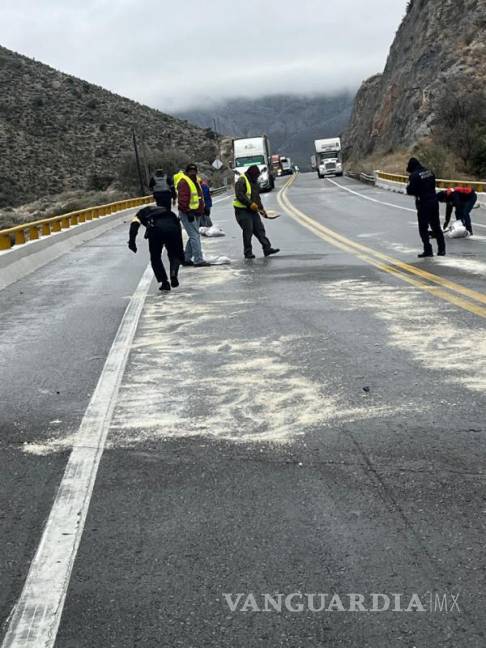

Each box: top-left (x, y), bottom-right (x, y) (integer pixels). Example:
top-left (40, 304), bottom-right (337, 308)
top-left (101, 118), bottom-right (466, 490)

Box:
top-left (314, 138), bottom-right (343, 178)
top-left (233, 136), bottom-right (275, 191)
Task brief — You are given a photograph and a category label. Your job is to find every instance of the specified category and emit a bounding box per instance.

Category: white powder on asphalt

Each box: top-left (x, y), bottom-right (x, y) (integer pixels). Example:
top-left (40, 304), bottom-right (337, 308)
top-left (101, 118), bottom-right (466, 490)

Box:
top-left (24, 269), bottom-right (407, 454)
top-left (322, 279), bottom-right (486, 393)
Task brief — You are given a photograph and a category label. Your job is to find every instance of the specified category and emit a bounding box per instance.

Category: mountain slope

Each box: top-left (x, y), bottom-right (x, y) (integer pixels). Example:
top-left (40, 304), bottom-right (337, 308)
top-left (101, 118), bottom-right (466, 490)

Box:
top-left (343, 0), bottom-right (486, 161)
top-left (0, 45), bottom-right (217, 207)
top-left (178, 93), bottom-right (354, 168)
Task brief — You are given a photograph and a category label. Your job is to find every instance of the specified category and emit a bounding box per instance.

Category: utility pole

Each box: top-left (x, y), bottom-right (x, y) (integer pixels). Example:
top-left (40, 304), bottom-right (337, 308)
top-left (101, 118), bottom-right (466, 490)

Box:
top-left (132, 128), bottom-right (145, 196)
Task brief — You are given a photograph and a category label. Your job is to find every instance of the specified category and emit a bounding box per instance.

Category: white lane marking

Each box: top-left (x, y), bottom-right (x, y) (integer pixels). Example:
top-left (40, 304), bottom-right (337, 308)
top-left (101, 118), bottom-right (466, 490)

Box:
top-left (1, 264), bottom-right (154, 648)
top-left (212, 194), bottom-right (233, 204)
top-left (327, 178), bottom-right (416, 212)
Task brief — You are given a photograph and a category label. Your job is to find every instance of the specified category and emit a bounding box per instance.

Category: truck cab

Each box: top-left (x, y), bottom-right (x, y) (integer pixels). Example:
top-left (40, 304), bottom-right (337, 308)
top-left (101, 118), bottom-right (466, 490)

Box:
top-left (314, 138), bottom-right (343, 178)
top-left (278, 157), bottom-right (293, 177)
top-left (233, 136), bottom-right (275, 192)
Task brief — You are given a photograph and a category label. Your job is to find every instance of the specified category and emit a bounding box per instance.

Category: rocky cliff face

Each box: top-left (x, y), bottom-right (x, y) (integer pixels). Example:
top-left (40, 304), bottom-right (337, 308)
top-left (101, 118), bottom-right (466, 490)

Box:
top-left (343, 0), bottom-right (486, 160)
top-left (0, 45), bottom-right (218, 207)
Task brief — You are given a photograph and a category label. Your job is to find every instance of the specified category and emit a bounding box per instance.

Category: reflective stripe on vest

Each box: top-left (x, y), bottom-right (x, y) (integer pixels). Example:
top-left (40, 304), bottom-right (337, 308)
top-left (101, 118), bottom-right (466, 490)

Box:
top-left (233, 174), bottom-right (251, 208)
top-left (179, 174), bottom-right (201, 210)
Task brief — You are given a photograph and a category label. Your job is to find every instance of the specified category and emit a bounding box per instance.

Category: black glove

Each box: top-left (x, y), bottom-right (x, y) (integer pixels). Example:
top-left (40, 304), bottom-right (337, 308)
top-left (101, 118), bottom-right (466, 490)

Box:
top-left (128, 240), bottom-right (137, 253)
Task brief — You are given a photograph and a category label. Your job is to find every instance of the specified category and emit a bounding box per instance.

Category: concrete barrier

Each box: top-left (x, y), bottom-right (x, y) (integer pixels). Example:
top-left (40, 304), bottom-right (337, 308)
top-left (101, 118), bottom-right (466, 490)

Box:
top-left (0, 207), bottom-right (139, 291)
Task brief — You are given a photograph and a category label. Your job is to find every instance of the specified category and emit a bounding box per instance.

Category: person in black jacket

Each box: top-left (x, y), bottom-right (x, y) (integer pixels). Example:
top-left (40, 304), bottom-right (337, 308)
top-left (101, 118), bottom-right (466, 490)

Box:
top-left (128, 205), bottom-right (184, 291)
top-left (406, 157), bottom-right (446, 257)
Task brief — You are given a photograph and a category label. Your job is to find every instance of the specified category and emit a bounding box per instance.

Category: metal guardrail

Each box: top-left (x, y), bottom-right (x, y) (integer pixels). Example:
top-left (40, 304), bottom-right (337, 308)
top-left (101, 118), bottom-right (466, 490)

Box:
top-left (0, 184), bottom-right (230, 251)
top-left (345, 171), bottom-right (375, 185)
top-left (376, 170), bottom-right (485, 192)
top-left (0, 195), bottom-right (154, 251)
top-left (360, 172), bottom-right (375, 185)
top-left (210, 186), bottom-right (228, 196)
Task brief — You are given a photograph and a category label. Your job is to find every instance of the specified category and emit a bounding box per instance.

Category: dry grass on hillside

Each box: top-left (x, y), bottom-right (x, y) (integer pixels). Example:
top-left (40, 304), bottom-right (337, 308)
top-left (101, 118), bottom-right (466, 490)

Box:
top-left (346, 144), bottom-right (482, 181)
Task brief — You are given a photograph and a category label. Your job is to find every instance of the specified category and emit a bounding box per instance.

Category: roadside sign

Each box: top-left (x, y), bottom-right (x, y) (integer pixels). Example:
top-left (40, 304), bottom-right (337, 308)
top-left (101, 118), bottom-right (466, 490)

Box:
top-left (212, 159), bottom-right (224, 170)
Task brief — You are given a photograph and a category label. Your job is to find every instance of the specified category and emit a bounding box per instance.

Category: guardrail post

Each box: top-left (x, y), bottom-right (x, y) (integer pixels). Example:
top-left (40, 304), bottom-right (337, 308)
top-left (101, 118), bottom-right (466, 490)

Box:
top-left (29, 226), bottom-right (39, 241)
top-left (61, 216), bottom-right (70, 229)
top-left (51, 220), bottom-right (61, 232)
top-left (42, 223), bottom-right (50, 236)
top-left (15, 230), bottom-right (26, 245)
top-left (0, 234), bottom-right (12, 250)
top-left (71, 213), bottom-right (79, 225)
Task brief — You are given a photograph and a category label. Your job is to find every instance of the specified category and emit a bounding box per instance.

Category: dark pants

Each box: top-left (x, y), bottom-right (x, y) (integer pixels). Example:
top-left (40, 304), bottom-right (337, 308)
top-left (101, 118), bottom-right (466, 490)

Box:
top-left (418, 200), bottom-right (445, 255)
top-left (153, 191), bottom-right (172, 210)
top-left (147, 223), bottom-right (184, 283)
top-left (457, 194), bottom-right (477, 234)
top-left (235, 208), bottom-right (271, 257)
top-left (200, 209), bottom-right (213, 228)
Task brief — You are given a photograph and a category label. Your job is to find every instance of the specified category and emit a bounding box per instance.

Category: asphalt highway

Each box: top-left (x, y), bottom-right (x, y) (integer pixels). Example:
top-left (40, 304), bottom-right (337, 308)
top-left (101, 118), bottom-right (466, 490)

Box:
top-left (1, 175), bottom-right (486, 647)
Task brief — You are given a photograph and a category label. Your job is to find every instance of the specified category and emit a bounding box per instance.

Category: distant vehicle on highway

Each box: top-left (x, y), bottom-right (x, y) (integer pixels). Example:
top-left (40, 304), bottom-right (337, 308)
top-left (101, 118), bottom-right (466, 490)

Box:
top-left (278, 156), bottom-right (294, 177)
top-left (233, 136), bottom-right (275, 192)
top-left (314, 138), bottom-right (343, 178)
top-left (271, 154), bottom-right (281, 175)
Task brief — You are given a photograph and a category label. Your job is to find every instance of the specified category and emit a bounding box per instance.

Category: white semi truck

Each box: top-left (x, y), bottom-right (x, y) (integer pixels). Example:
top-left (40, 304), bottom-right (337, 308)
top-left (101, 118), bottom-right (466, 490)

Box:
top-left (314, 138), bottom-right (343, 178)
top-left (233, 136), bottom-right (275, 191)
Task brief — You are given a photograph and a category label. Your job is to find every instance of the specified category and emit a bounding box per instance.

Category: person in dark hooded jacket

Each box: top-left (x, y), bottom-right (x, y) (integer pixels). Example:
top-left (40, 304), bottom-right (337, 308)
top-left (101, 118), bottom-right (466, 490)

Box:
top-left (406, 157), bottom-right (446, 257)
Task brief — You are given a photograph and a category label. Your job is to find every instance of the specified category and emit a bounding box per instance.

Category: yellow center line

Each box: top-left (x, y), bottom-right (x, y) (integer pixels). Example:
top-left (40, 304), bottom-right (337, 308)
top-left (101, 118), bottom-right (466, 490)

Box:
top-left (277, 175), bottom-right (486, 319)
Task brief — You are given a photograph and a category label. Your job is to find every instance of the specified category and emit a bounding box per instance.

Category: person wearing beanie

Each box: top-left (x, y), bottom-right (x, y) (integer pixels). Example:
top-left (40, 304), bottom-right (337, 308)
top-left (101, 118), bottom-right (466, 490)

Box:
top-left (233, 165), bottom-right (280, 259)
top-left (406, 157), bottom-right (446, 258)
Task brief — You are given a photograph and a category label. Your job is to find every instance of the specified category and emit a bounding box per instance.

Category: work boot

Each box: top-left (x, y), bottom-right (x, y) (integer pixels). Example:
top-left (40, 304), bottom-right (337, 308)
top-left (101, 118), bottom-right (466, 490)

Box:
top-left (159, 281), bottom-right (171, 291)
top-left (170, 275), bottom-right (179, 288)
top-left (181, 260), bottom-right (194, 266)
top-left (245, 253), bottom-right (256, 259)
top-left (194, 261), bottom-right (211, 267)
top-left (264, 248), bottom-right (280, 257)
top-left (417, 251), bottom-right (433, 258)
top-left (437, 250), bottom-right (446, 256)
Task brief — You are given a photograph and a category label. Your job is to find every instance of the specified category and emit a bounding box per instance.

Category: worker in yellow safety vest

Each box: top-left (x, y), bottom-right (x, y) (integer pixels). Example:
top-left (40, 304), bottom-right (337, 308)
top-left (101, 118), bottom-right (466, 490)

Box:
top-left (233, 165), bottom-right (279, 259)
top-left (177, 163), bottom-right (210, 267)
top-left (173, 170), bottom-right (185, 190)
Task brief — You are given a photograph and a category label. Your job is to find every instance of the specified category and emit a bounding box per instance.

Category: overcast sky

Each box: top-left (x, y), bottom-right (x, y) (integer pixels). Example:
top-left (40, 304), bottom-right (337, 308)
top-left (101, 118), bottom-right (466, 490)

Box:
top-left (1, 0), bottom-right (408, 112)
